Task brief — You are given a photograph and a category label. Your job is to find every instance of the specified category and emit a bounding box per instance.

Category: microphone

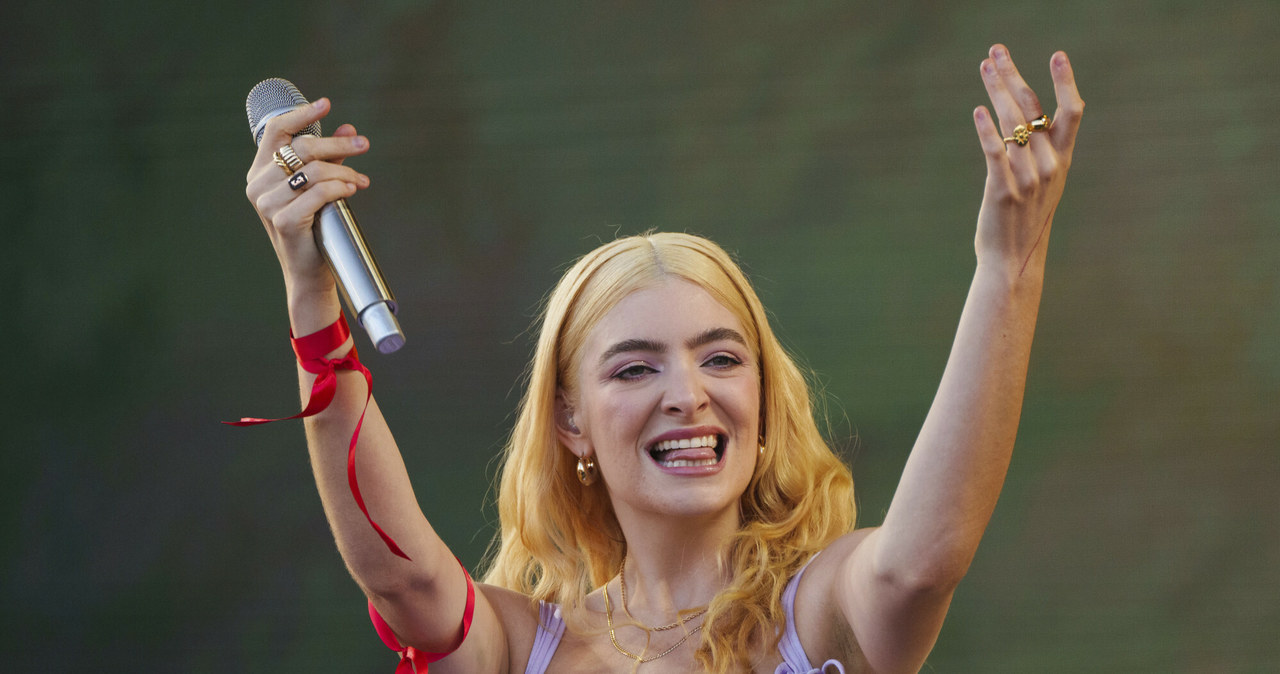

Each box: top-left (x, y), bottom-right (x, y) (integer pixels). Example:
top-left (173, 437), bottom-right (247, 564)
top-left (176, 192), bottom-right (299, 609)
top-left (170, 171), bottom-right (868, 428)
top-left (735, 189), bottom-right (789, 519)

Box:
top-left (246, 78), bottom-right (405, 354)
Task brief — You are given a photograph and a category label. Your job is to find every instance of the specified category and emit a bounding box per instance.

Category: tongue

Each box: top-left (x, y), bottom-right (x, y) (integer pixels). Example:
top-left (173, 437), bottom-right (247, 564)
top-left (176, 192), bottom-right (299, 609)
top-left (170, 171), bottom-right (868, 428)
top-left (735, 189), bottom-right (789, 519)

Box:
top-left (654, 446), bottom-right (717, 462)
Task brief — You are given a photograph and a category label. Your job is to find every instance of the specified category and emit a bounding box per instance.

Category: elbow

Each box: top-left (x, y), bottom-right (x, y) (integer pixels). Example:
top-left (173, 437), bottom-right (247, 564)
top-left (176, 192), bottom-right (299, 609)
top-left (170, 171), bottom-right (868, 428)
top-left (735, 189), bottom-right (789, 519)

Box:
top-left (880, 567), bottom-right (967, 601)
top-left (356, 563), bottom-right (439, 606)
top-left (873, 546), bottom-right (973, 598)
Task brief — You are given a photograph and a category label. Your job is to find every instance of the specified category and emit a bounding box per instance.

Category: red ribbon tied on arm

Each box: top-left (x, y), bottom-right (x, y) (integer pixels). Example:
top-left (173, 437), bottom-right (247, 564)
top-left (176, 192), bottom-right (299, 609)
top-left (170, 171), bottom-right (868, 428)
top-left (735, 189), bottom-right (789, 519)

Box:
top-left (225, 315), bottom-right (409, 560)
top-left (368, 559), bottom-right (476, 673)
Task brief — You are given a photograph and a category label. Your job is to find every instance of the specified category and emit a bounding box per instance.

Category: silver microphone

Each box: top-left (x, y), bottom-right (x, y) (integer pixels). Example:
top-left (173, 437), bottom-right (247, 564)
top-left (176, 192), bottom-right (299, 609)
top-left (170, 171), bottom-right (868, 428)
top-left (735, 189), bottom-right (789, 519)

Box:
top-left (246, 78), bottom-right (404, 354)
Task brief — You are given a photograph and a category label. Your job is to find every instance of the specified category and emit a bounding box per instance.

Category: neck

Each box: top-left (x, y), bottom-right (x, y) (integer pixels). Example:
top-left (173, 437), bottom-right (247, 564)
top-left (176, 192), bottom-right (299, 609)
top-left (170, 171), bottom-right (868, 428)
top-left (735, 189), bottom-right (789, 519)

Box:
top-left (611, 508), bottom-right (738, 624)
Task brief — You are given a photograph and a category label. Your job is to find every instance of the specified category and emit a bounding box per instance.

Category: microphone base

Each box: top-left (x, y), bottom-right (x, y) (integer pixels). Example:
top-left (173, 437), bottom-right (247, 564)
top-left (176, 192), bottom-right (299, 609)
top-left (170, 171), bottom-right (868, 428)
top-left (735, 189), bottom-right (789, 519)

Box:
top-left (359, 302), bottom-right (405, 354)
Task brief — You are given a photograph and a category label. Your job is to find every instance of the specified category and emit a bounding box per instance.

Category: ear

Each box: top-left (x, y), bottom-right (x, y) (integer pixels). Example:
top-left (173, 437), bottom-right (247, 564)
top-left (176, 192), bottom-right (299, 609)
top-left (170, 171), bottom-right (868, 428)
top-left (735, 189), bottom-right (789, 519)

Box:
top-left (554, 389), bottom-right (585, 453)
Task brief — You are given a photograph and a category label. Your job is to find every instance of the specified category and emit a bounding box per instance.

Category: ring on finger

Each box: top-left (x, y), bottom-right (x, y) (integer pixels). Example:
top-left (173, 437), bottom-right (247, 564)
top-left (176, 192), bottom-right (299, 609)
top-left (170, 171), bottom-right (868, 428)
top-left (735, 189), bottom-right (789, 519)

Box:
top-left (272, 151), bottom-right (294, 176)
top-left (277, 143), bottom-right (305, 173)
top-left (1003, 114), bottom-right (1052, 146)
top-left (287, 171), bottom-right (309, 191)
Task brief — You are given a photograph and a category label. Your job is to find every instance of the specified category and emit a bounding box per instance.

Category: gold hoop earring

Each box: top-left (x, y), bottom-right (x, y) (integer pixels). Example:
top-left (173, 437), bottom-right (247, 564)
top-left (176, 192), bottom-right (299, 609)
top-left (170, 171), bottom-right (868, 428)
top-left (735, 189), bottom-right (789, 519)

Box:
top-left (577, 455), bottom-right (597, 485)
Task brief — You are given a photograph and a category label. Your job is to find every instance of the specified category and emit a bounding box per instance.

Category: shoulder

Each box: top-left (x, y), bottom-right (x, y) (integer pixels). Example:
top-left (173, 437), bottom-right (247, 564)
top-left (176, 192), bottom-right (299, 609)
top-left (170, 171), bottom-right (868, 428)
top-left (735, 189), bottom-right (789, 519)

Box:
top-left (789, 527), bottom-right (878, 667)
top-left (446, 582), bottom-right (543, 674)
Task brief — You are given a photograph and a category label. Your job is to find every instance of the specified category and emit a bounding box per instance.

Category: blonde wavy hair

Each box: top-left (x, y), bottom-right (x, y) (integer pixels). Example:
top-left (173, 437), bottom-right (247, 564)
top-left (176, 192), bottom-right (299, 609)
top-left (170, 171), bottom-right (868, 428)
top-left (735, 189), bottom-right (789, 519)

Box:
top-left (482, 232), bottom-right (855, 672)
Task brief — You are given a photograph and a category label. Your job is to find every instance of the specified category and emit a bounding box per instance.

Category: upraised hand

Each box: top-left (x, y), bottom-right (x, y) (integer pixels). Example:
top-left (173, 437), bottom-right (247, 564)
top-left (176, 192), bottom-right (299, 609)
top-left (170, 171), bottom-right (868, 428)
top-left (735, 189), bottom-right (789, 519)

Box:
top-left (244, 98), bottom-right (372, 297)
top-left (972, 45), bottom-right (1085, 278)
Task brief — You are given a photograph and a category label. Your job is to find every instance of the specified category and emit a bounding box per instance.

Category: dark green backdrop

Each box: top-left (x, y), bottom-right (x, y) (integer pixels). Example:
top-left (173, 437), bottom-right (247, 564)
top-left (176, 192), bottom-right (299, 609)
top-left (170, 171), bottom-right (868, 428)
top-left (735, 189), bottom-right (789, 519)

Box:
top-left (4, 1), bottom-right (1277, 671)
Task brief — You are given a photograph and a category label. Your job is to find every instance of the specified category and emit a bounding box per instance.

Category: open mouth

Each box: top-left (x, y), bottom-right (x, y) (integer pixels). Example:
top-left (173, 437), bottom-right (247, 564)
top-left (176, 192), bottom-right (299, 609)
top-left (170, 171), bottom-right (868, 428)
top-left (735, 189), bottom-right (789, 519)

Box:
top-left (647, 434), bottom-right (725, 468)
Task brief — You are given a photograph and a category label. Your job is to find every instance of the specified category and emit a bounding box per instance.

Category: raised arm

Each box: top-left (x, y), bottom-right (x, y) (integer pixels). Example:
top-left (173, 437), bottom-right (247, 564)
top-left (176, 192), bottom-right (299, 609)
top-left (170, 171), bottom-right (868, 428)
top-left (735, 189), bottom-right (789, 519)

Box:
top-left (808, 46), bottom-right (1085, 671)
top-left (242, 100), bottom-right (520, 672)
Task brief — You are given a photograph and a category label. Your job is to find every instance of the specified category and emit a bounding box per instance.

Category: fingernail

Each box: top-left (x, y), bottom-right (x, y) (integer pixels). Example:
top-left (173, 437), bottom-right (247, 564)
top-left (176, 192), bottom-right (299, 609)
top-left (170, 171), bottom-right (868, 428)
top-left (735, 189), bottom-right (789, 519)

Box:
top-left (312, 98), bottom-right (328, 111)
top-left (354, 137), bottom-right (368, 150)
top-left (994, 46), bottom-right (1008, 62)
top-left (982, 60), bottom-right (995, 75)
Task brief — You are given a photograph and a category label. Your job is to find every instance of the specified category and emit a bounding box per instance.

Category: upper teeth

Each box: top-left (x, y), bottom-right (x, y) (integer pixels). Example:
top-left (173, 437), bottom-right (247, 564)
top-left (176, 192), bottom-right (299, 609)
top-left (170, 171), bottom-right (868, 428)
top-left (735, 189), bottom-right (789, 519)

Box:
top-left (652, 434), bottom-right (717, 452)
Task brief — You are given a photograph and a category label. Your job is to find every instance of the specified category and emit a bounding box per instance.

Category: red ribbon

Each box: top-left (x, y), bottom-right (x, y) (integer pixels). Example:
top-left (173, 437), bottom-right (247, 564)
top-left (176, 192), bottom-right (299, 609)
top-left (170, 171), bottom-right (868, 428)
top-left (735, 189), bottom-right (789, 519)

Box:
top-left (368, 559), bottom-right (476, 673)
top-left (226, 315), bottom-right (409, 560)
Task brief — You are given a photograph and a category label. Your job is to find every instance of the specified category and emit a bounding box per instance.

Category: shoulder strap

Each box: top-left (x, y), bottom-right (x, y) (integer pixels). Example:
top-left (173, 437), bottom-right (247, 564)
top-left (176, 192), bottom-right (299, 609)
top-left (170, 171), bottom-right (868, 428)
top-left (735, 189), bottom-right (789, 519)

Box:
top-left (523, 601), bottom-right (567, 674)
top-left (777, 555), bottom-right (817, 670)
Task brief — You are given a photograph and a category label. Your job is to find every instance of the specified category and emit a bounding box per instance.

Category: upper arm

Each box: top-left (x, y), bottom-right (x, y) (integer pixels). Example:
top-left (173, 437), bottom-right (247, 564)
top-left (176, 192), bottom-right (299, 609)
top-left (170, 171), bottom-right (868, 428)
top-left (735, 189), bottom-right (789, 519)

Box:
top-left (795, 527), bottom-right (959, 674)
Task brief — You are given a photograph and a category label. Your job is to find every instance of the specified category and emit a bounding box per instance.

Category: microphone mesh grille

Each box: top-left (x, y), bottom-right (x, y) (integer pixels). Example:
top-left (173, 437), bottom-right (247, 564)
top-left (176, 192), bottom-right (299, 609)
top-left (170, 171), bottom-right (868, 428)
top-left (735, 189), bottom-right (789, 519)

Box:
top-left (246, 77), bottom-right (323, 145)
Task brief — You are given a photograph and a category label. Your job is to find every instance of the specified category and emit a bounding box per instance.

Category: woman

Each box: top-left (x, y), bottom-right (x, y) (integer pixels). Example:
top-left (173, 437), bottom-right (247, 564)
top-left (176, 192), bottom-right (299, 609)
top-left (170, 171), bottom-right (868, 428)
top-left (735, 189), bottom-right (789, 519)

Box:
top-left (241, 44), bottom-right (1084, 672)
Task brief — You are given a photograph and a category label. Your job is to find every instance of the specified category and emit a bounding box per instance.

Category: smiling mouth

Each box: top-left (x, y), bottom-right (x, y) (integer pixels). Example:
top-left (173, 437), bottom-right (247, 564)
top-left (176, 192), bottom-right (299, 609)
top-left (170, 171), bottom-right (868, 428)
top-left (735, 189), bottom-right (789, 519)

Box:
top-left (647, 434), bottom-right (725, 468)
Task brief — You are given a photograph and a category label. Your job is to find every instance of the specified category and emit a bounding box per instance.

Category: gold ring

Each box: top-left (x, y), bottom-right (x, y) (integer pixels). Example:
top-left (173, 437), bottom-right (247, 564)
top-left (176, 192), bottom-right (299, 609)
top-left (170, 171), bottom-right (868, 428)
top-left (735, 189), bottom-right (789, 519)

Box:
top-left (1003, 115), bottom-right (1052, 146)
top-left (277, 143), bottom-right (305, 173)
top-left (1003, 125), bottom-right (1032, 146)
top-left (272, 151), bottom-right (294, 176)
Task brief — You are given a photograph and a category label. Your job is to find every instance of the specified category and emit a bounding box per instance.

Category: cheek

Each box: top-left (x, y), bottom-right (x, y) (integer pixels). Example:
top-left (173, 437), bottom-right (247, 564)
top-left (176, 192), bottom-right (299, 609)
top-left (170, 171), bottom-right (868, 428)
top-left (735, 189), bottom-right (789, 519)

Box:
top-left (736, 377), bottom-right (762, 427)
top-left (585, 389), bottom-right (650, 443)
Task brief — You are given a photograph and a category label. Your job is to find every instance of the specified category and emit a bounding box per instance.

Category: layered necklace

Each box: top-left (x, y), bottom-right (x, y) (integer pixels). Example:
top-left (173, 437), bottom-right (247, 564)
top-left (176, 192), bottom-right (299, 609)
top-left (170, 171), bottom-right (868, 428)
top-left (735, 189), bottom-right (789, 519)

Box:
top-left (604, 556), bottom-right (710, 664)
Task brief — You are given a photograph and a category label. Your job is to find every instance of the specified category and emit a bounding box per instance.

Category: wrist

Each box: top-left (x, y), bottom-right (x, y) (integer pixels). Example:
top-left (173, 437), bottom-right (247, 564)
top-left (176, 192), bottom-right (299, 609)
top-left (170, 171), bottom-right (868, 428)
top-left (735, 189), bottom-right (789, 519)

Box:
top-left (973, 259), bottom-right (1045, 306)
top-left (285, 282), bottom-right (345, 341)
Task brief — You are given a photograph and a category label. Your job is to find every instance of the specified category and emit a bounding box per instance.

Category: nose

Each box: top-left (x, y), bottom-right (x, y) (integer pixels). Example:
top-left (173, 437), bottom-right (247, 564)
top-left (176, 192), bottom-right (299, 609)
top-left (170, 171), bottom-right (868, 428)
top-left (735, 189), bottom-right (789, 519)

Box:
top-left (662, 360), bottom-right (709, 416)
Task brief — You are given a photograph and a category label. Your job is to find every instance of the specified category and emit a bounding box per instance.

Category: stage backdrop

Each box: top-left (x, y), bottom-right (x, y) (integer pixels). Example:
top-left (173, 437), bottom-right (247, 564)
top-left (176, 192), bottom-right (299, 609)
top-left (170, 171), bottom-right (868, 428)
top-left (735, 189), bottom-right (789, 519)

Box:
top-left (4, 1), bottom-right (1277, 671)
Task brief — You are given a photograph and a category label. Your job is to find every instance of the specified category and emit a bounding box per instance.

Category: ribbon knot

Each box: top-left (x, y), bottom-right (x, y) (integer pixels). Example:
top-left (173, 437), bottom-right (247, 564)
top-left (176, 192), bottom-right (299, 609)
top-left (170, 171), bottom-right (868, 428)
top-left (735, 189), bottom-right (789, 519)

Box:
top-left (391, 646), bottom-right (428, 674)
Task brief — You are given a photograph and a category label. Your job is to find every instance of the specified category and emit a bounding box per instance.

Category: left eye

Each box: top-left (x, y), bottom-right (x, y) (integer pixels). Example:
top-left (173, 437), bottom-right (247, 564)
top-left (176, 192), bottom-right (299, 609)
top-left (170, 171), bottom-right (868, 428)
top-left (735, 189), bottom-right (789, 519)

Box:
top-left (704, 354), bottom-right (742, 368)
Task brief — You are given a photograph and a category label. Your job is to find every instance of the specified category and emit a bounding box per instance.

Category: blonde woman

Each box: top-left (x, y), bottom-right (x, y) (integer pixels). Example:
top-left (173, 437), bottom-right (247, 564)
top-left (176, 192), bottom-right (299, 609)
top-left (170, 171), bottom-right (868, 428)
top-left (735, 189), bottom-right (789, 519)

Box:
top-left (241, 44), bottom-right (1084, 672)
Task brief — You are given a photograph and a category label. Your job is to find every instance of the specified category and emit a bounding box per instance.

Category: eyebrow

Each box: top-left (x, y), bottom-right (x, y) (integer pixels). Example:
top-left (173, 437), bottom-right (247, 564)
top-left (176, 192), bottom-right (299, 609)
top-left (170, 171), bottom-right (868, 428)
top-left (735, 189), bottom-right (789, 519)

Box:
top-left (598, 327), bottom-right (748, 365)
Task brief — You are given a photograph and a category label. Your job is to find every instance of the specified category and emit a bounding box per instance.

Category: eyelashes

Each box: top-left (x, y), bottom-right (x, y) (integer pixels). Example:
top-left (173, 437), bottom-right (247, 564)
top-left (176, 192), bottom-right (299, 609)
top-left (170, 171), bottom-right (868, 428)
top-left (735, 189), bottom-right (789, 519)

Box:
top-left (608, 353), bottom-right (745, 381)
top-left (704, 354), bottom-right (743, 369)
top-left (612, 363), bottom-right (657, 381)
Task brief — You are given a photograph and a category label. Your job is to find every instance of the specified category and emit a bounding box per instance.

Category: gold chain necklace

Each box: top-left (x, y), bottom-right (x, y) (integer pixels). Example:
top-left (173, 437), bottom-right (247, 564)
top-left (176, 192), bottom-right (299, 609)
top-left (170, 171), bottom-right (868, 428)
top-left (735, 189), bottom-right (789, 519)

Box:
top-left (605, 578), bottom-right (704, 663)
top-left (620, 556), bottom-right (709, 630)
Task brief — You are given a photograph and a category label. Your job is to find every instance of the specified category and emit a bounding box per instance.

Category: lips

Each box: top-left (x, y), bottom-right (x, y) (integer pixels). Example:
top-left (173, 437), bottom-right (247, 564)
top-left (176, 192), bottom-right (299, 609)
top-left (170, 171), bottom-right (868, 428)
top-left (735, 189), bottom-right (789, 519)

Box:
top-left (646, 432), bottom-right (725, 469)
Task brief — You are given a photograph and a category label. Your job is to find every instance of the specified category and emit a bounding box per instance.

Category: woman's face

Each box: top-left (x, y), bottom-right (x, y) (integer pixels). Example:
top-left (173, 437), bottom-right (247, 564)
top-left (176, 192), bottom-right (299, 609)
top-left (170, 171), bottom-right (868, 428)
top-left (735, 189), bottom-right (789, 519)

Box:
top-left (561, 277), bottom-right (761, 527)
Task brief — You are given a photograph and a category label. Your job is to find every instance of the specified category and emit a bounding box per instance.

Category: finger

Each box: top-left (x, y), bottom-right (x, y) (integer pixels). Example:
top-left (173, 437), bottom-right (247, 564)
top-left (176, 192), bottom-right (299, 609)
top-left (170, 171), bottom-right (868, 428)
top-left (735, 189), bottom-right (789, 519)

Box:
top-left (974, 105), bottom-right (1012, 187)
top-left (289, 131), bottom-right (369, 166)
top-left (331, 124), bottom-right (357, 166)
top-left (1048, 51), bottom-right (1086, 160)
top-left (271, 180), bottom-right (360, 233)
top-left (980, 57), bottom-right (1037, 177)
top-left (257, 97), bottom-right (331, 159)
top-left (252, 158), bottom-right (369, 200)
top-left (990, 44), bottom-right (1044, 120)
top-left (980, 57), bottom-right (1027, 138)
top-left (249, 161), bottom-right (369, 222)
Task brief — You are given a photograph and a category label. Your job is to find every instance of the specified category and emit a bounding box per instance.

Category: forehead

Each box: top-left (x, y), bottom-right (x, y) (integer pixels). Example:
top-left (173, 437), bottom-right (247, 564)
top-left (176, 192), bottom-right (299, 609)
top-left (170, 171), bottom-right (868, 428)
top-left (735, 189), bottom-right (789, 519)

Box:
top-left (583, 278), bottom-right (745, 354)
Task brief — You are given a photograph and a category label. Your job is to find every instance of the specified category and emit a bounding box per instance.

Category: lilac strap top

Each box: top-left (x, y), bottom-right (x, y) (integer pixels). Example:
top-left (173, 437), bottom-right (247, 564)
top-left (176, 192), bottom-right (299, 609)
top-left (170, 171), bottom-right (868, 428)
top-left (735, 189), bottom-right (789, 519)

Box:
top-left (523, 600), bottom-right (566, 674)
top-left (521, 559), bottom-right (845, 674)
top-left (774, 555), bottom-right (846, 673)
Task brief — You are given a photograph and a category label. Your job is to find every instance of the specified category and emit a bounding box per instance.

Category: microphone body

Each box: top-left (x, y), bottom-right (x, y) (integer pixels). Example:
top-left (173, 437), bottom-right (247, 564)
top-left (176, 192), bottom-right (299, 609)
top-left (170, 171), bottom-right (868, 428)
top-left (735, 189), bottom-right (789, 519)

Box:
top-left (246, 78), bottom-right (405, 354)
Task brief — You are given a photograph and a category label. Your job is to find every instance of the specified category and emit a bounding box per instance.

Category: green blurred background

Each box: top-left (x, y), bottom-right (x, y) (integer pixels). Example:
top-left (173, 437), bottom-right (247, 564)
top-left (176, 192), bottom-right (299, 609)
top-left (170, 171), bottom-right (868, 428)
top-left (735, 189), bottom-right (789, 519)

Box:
top-left (4, 1), bottom-right (1278, 671)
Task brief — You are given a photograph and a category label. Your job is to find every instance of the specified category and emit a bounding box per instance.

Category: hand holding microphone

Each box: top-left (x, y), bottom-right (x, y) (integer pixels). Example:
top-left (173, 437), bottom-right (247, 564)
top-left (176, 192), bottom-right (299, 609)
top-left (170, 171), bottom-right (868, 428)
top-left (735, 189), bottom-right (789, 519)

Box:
top-left (244, 79), bottom-right (404, 353)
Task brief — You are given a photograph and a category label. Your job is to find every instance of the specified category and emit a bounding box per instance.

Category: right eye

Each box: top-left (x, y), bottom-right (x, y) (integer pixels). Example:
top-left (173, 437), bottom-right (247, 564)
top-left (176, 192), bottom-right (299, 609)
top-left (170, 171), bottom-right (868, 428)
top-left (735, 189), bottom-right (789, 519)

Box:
top-left (612, 363), bottom-right (656, 381)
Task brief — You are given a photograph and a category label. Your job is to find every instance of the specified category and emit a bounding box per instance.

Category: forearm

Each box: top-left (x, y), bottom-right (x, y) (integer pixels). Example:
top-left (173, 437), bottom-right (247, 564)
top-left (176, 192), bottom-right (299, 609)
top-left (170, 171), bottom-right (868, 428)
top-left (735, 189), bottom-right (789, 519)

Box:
top-left (875, 262), bottom-right (1043, 585)
top-left (288, 286), bottom-right (463, 639)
